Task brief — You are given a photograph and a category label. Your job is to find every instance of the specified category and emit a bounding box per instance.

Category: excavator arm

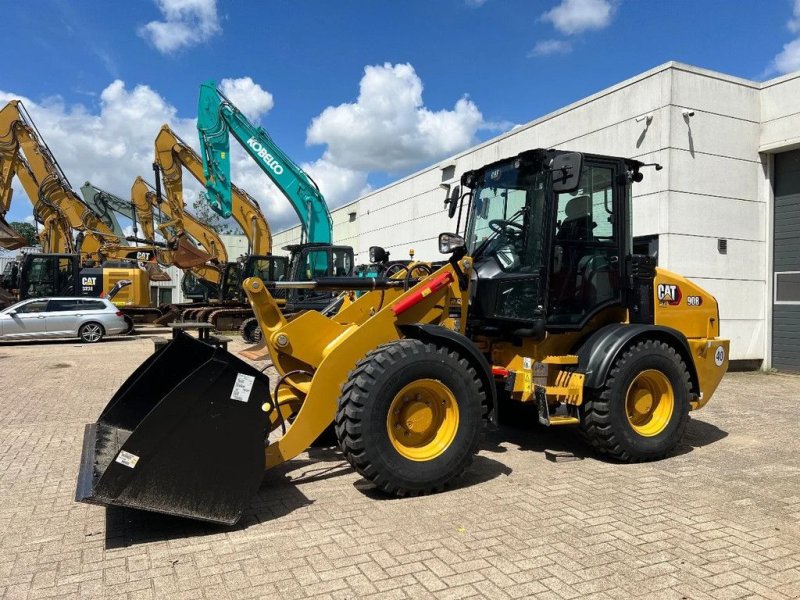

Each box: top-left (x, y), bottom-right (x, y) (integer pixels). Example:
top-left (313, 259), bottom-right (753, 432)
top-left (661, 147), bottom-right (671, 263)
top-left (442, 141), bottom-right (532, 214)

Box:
top-left (80, 181), bottom-right (170, 245)
top-left (155, 124), bottom-right (273, 256)
top-left (197, 82), bottom-right (332, 244)
top-left (0, 100), bottom-right (163, 264)
top-left (131, 176), bottom-right (222, 284)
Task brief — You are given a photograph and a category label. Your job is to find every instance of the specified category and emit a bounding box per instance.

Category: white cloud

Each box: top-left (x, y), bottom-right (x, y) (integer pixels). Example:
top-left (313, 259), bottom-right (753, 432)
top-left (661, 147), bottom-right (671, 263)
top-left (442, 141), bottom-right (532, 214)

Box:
top-left (772, 38), bottom-right (800, 74)
top-left (219, 77), bottom-right (274, 122)
top-left (307, 63), bottom-right (484, 173)
top-left (301, 159), bottom-right (372, 209)
top-left (789, 0), bottom-right (800, 33)
top-left (0, 79), bottom-right (308, 233)
top-left (465, 0), bottom-right (488, 6)
top-left (769, 1), bottom-right (800, 75)
top-left (139, 0), bottom-right (221, 54)
top-left (528, 39), bottom-right (572, 57)
top-left (542, 0), bottom-right (615, 35)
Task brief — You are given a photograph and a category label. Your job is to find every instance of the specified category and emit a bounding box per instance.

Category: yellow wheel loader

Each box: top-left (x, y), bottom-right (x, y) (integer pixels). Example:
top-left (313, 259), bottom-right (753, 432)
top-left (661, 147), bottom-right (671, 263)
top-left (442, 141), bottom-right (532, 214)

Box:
top-left (76, 149), bottom-right (729, 525)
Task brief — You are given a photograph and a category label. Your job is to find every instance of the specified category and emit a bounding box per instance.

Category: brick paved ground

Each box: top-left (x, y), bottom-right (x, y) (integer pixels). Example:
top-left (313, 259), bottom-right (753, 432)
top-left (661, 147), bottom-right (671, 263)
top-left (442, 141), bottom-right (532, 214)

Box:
top-left (0, 332), bottom-right (799, 599)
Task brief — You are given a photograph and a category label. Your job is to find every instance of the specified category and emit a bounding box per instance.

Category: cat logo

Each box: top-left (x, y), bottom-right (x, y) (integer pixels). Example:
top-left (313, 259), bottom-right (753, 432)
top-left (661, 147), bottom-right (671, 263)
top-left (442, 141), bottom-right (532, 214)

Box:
top-left (657, 283), bottom-right (682, 306)
top-left (81, 276), bottom-right (97, 287)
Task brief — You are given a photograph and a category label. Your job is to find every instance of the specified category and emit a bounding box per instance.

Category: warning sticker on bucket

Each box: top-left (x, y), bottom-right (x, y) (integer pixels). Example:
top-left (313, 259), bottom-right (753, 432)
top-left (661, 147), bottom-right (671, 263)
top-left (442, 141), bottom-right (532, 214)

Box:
top-left (115, 450), bottom-right (140, 469)
top-left (231, 373), bottom-right (256, 402)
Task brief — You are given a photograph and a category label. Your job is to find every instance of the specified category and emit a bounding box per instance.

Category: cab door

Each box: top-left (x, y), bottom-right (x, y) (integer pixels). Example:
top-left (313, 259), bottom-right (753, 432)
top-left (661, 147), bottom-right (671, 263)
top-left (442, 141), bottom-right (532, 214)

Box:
top-left (546, 160), bottom-right (625, 327)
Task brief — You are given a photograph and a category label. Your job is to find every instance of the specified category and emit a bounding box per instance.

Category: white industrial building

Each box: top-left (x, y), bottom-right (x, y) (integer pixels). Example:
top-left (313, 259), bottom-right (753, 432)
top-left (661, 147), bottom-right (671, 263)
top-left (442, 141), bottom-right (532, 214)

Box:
top-left (272, 61), bottom-right (800, 370)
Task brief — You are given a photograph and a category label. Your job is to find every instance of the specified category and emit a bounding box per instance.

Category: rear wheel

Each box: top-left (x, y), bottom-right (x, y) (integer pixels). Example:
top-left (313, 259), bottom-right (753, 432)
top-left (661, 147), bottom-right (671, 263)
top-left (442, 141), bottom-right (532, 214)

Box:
top-left (79, 322), bottom-right (105, 343)
top-left (336, 339), bottom-right (485, 496)
top-left (580, 339), bottom-right (690, 462)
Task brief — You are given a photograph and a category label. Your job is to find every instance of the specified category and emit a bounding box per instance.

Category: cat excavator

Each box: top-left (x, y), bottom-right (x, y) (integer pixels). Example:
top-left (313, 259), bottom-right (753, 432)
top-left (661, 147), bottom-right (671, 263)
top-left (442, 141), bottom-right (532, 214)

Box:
top-left (77, 147), bottom-right (729, 525)
top-left (0, 100), bottom-right (167, 317)
top-left (150, 124), bottom-right (288, 330)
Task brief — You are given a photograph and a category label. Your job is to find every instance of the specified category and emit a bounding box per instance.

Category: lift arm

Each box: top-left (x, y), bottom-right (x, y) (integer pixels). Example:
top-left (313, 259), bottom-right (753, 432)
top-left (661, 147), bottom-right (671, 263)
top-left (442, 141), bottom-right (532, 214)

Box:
top-left (197, 82), bottom-right (332, 244)
top-left (155, 124), bottom-right (273, 256)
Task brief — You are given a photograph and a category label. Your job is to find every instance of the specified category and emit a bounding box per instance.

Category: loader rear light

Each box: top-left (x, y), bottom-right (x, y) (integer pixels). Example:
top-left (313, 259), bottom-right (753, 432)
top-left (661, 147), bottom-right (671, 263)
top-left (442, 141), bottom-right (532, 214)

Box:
top-left (492, 367), bottom-right (510, 378)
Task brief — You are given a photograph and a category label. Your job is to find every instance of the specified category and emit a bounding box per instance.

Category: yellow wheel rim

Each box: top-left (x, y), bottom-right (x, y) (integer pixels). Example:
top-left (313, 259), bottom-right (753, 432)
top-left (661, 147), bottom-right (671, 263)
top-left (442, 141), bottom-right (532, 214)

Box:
top-left (386, 379), bottom-right (459, 461)
top-left (625, 369), bottom-right (674, 437)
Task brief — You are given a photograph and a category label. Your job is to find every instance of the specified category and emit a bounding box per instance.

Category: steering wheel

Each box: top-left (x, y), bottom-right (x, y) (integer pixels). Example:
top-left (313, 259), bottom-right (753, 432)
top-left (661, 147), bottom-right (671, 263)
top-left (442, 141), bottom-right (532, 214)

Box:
top-left (488, 219), bottom-right (524, 237)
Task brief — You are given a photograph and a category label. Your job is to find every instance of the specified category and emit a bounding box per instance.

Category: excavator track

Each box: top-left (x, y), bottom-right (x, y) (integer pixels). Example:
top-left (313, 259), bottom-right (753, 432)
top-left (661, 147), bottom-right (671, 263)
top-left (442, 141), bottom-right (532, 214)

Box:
top-left (207, 307), bottom-right (253, 332)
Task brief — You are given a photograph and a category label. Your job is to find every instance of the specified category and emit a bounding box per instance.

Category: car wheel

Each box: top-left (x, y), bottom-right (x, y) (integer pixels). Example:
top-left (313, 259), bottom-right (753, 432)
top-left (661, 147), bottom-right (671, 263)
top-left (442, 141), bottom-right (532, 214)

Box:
top-left (78, 322), bottom-right (105, 343)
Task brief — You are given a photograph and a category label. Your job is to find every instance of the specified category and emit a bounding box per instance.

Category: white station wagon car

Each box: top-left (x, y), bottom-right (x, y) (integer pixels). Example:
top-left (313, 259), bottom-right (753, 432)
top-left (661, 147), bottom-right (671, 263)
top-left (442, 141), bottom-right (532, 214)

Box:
top-left (0, 297), bottom-right (129, 343)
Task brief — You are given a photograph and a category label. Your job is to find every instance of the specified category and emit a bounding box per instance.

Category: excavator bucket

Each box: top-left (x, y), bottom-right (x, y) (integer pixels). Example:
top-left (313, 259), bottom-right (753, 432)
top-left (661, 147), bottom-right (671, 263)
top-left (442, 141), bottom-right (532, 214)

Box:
top-left (0, 217), bottom-right (27, 250)
top-left (144, 261), bottom-right (172, 282)
top-left (75, 332), bottom-right (271, 525)
top-left (172, 236), bottom-right (214, 269)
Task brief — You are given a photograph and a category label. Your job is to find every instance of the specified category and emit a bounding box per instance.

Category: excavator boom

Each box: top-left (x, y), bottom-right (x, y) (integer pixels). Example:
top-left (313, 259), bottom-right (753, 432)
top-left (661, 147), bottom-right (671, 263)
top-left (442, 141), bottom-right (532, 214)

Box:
top-left (197, 82), bottom-right (332, 244)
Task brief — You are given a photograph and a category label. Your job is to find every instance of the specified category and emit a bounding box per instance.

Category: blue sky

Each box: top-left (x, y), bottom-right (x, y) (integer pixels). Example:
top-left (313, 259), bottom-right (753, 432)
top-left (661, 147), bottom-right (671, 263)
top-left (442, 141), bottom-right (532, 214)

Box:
top-left (3, 0), bottom-right (800, 232)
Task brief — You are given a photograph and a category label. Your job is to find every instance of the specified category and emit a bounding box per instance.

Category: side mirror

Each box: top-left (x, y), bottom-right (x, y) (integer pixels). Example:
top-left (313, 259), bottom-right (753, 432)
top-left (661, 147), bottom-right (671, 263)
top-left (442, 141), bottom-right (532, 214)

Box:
top-left (439, 232), bottom-right (466, 254)
top-left (7, 309), bottom-right (16, 316)
top-left (369, 246), bottom-right (389, 264)
top-left (551, 152), bottom-right (583, 193)
top-left (445, 185), bottom-right (461, 219)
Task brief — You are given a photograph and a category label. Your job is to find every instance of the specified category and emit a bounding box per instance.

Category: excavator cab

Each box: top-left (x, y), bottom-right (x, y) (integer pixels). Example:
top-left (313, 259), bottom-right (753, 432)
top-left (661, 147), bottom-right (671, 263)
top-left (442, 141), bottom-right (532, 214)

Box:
top-left (284, 243), bottom-right (354, 311)
top-left (18, 254), bottom-right (79, 299)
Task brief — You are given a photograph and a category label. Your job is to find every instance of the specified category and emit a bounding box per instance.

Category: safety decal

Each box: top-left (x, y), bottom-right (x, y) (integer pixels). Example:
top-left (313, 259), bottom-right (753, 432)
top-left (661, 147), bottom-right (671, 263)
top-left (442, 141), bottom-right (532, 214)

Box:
top-left (115, 450), bottom-right (140, 469)
top-left (231, 373), bottom-right (256, 403)
top-left (657, 283), bottom-right (682, 306)
top-left (522, 357), bottom-right (533, 370)
top-left (714, 346), bottom-right (725, 367)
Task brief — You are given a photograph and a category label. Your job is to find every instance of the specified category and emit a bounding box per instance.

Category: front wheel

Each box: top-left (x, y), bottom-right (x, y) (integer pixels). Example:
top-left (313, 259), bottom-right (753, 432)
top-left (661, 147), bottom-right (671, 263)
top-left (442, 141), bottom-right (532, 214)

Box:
top-left (78, 322), bottom-right (105, 344)
top-left (580, 339), bottom-right (691, 462)
top-left (335, 339), bottom-right (485, 496)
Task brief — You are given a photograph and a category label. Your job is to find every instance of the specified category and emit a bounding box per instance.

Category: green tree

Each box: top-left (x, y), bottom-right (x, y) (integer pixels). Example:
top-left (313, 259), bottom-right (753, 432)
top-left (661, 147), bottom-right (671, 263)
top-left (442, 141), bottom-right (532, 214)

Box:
top-left (191, 194), bottom-right (236, 234)
top-left (9, 221), bottom-right (38, 246)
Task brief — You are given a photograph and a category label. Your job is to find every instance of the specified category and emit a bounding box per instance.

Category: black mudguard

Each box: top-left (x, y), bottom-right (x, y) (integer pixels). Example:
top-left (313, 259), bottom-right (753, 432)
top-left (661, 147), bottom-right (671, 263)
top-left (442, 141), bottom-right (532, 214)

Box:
top-left (573, 323), bottom-right (699, 394)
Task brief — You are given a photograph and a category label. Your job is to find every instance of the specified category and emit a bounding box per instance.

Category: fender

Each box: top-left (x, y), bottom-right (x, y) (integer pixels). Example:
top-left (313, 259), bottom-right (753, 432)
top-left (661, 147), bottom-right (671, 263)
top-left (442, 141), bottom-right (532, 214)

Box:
top-left (399, 324), bottom-right (498, 425)
top-left (573, 323), bottom-right (700, 395)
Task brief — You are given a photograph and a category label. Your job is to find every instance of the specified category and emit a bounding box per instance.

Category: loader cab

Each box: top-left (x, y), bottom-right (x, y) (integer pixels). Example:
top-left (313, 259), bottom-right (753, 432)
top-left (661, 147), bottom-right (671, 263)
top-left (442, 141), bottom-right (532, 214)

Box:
top-left (459, 149), bottom-right (640, 335)
top-left (285, 243), bottom-right (354, 310)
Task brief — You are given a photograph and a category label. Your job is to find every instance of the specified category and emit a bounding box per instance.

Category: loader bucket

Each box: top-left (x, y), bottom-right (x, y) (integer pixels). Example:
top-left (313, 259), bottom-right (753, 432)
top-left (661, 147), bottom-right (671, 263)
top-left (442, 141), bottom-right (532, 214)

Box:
top-left (172, 236), bottom-right (214, 269)
top-left (0, 217), bottom-right (27, 250)
top-left (75, 332), bottom-right (271, 525)
top-left (144, 262), bottom-right (172, 282)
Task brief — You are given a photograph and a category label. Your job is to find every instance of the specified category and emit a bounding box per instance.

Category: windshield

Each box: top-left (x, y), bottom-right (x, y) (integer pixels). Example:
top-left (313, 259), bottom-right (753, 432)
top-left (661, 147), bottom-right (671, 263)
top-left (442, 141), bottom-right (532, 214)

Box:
top-left (466, 161), bottom-right (547, 272)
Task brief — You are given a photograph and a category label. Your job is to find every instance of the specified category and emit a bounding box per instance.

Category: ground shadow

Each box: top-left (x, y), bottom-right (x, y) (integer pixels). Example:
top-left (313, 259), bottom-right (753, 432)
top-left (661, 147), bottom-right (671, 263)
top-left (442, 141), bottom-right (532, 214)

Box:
top-left (101, 446), bottom-right (350, 548)
top-left (673, 417), bottom-right (728, 456)
top-left (482, 409), bottom-right (728, 463)
top-left (354, 454), bottom-right (512, 499)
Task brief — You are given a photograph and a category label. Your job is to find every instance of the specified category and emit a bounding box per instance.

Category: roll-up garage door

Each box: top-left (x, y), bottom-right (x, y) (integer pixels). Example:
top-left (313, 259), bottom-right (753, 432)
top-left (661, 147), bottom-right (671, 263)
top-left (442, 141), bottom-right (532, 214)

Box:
top-left (772, 149), bottom-right (800, 372)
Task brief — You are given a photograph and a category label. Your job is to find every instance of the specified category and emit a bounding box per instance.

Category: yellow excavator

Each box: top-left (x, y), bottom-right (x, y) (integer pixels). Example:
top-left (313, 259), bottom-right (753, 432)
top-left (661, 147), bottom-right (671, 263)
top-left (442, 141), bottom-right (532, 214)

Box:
top-left (77, 148), bottom-right (729, 525)
top-left (150, 124), bottom-right (287, 330)
top-left (0, 100), bottom-right (167, 317)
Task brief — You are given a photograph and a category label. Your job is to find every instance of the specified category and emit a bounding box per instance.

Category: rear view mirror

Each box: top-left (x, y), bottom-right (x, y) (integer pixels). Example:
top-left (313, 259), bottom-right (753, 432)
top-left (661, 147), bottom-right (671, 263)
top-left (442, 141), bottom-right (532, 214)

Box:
top-left (369, 246), bottom-right (389, 264)
top-left (445, 185), bottom-right (461, 219)
top-left (551, 152), bottom-right (583, 193)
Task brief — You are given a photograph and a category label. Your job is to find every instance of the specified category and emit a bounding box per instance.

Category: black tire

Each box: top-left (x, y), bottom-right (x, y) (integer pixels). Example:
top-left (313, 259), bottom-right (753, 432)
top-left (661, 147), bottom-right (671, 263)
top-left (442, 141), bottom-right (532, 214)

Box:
top-left (335, 339), bottom-right (485, 496)
top-left (580, 339), bottom-right (691, 462)
top-left (78, 322), bottom-right (105, 344)
top-left (239, 317), bottom-right (262, 344)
